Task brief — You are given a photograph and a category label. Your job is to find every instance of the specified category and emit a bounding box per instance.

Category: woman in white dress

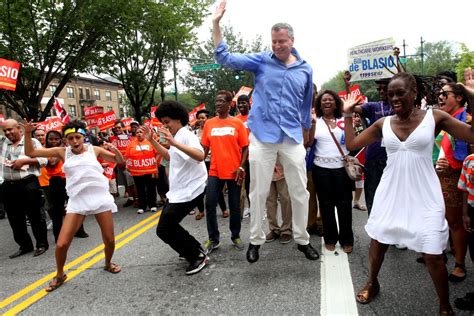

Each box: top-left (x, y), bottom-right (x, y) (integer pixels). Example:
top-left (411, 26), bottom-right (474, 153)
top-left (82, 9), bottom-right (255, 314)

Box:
top-left (23, 119), bottom-right (125, 292)
top-left (343, 72), bottom-right (474, 315)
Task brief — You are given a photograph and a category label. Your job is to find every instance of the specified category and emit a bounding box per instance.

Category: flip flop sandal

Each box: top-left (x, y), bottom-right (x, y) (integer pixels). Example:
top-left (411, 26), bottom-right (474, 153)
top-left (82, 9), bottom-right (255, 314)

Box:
top-left (356, 281), bottom-right (380, 304)
top-left (353, 203), bottom-right (367, 211)
top-left (45, 274), bottom-right (67, 292)
top-left (104, 263), bottom-right (121, 274)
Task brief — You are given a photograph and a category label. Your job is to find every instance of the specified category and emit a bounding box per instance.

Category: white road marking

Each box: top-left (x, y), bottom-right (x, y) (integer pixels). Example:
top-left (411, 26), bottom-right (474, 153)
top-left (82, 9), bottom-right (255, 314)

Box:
top-left (320, 243), bottom-right (358, 316)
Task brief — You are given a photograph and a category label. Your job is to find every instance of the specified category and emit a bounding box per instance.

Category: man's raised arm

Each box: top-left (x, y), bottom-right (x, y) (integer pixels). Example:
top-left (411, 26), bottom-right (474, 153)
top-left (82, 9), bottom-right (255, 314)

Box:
top-left (212, 0), bottom-right (226, 48)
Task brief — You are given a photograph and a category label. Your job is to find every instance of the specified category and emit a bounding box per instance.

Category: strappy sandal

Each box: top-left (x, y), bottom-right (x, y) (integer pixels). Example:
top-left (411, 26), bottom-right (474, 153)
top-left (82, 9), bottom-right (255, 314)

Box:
top-left (353, 203), bottom-right (367, 211)
top-left (45, 274), bottom-right (67, 292)
top-left (356, 281), bottom-right (380, 304)
top-left (448, 263), bottom-right (466, 282)
top-left (104, 263), bottom-right (121, 274)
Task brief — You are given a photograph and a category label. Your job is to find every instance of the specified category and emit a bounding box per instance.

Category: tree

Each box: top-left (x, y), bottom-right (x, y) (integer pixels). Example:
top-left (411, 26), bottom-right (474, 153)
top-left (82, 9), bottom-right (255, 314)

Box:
top-left (181, 25), bottom-right (265, 113)
top-left (405, 41), bottom-right (458, 76)
top-left (455, 43), bottom-right (474, 83)
top-left (92, 0), bottom-right (211, 123)
top-left (0, 0), bottom-right (130, 121)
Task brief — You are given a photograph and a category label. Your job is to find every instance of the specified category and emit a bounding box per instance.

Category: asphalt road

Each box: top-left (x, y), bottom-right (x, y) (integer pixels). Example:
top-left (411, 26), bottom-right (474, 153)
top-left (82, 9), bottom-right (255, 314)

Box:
top-left (0, 196), bottom-right (473, 315)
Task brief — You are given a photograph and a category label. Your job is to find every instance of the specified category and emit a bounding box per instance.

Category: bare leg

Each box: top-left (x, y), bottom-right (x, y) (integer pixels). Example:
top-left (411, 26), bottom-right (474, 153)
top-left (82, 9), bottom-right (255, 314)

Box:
top-left (55, 214), bottom-right (86, 277)
top-left (94, 211), bottom-right (116, 268)
top-left (368, 239), bottom-right (390, 283)
top-left (423, 253), bottom-right (453, 314)
top-left (446, 206), bottom-right (468, 277)
top-left (354, 188), bottom-right (363, 203)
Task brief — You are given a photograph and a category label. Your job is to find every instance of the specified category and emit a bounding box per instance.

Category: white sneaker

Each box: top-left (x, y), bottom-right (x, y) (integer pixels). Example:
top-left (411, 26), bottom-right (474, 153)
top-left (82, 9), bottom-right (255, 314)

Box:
top-left (137, 209), bottom-right (145, 214)
top-left (150, 207), bottom-right (157, 212)
top-left (243, 207), bottom-right (251, 218)
top-left (395, 244), bottom-right (407, 250)
top-left (46, 220), bottom-right (53, 231)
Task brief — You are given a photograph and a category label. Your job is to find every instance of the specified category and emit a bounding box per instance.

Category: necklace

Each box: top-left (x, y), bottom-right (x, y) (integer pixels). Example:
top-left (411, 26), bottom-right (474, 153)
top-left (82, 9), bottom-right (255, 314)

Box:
top-left (322, 116), bottom-right (336, 123)
top-left (396, 109), bottom-right (415, 122)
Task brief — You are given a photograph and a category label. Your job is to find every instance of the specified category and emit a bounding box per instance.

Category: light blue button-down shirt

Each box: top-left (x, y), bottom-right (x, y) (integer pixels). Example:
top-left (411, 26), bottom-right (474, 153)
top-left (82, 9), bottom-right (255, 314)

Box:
top-left (215, 41), bottom-right (313, 144)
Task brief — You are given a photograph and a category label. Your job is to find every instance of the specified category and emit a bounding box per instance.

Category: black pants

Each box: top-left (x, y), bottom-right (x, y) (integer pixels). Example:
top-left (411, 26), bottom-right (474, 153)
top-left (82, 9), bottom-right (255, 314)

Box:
top-left (156, 165), bottom-right (169, 198)
top-left (312, 165), bottom-right (354, 247)
top-left (156, 193), bottom-right (205, 262)
top-left (0, 183), bottom-right (5, 218)
top-left (49, 176), bottom-right (67, 242)
top-left (364, 159), bottom-right (386, 215)
top-left (133, 174), bottom-right (157, 210)
top-left (3, 176), bottom-right (48, 250)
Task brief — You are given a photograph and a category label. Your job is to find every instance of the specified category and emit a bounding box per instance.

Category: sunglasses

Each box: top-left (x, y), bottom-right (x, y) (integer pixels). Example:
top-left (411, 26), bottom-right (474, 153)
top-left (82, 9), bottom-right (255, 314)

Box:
top-left (436, 91), bottom-right (456, 98)
top-left (376, 87), bottom-right (387, 92)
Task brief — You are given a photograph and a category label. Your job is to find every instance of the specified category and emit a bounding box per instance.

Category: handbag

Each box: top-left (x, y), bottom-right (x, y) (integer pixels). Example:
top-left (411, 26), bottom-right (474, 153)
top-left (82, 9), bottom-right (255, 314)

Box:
top-left (323, 119), bottom-right (364, 181)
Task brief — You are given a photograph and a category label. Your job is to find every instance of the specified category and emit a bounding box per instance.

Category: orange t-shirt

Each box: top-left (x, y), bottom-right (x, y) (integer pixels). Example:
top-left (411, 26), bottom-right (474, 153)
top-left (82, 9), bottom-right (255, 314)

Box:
top-left (38, 168), bottom-right (50, 187)
top-left (125, 138), bottom-right (160, 176)
top-left (45, 159), bottom-right (65, 178)
top-left (110, 134), bottom-right (131, 155)
top-left (201, 116), bottom-right (249, 179)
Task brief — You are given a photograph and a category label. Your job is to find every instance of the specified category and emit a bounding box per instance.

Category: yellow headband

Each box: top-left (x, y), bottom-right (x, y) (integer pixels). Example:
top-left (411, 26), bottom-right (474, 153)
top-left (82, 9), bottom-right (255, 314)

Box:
top-left (64, 127), bottom-right (86, 137)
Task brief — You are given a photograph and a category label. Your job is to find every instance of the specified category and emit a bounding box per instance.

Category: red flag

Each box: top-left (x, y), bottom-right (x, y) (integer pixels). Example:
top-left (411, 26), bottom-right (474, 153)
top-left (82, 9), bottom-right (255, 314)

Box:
top-left (188, 103), bottom-right (206, 126)
top-left (53, 97), bottom-right (70, 124)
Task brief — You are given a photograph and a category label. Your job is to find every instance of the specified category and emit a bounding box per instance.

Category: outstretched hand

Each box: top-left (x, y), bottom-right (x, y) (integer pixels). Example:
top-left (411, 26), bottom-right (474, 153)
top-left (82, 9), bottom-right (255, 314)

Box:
top-left (19, 120), bottom-right (37, 134)
top-left (212, 0), bottom-right (227, 23)
top-left (139, 126), bottom-right (153, 141)
top-left (464, 67), bottom-right (474, 90)
top-left (343, 94), bottom-right (363, 114)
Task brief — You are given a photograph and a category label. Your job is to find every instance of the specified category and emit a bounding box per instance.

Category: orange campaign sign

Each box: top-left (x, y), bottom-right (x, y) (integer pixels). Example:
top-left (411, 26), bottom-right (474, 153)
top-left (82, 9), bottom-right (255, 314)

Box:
top-left (338, 84), bottom-right (368, 103)
top-left (37, 116), bottom-right (63, 132)
top-left (150, 106), bottom-right (162, 127)
top-left (97, 111), bottom-right (117, 131)
top-left (232, 86), bottom-right (253, 106)
top-left (188, 103), bottom-right (206, 126)
top-left (121, 117), bottom-right (133, 131)
top-left (0, 58), bottom-right (20, 91)
top-left (84, 106), bottom-right (104, 128)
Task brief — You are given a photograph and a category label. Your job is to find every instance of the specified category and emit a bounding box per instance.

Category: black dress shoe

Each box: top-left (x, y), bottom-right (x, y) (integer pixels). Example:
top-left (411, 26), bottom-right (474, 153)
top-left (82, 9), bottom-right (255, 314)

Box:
top-left (297, 243), bottom-right (320, 260)
top-left (246, 244), bottom-right (260, 263)
top-left (74, 231), bottom-right (89, 238)
top-left (33, 247), bottom-right (48, 257)
top-left (454, 292), bottom-right (474, 310)
top-left (9, 248), bottom-right (33, 259)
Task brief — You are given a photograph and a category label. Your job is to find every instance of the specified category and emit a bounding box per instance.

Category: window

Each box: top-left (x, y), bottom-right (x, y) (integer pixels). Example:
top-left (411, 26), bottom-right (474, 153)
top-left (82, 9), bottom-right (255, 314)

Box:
top-left (78, 88), bottom-right (84, 100)
top-left (94, 89), bottom-right (100, 100)
top-left (80, 105), bottom-right (85, 117)
top-left (85, 88), bottom-right (90, 100)
top-left (68, 105), bottom-right (77, 117)
top-left (105, 90), bottom-right (112, 101)
top-left (50, 85), bottom-right (57, 96)
top-left (107, 106), bottom-right (113, 112)
top-left (66, 86), bottom-right (74, 98)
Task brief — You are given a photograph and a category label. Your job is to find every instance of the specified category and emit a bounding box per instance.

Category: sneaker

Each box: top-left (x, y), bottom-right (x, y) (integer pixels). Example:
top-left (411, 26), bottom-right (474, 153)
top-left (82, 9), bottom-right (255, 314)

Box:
top-left (279, 234), bottom-right (292, 244)
top-left (123, 199), bottom-right (134, 207)
top-left (185, 254), bottom-right (209, 275)
top-left (266, 231), bottom-right (279, 242)
top-left (46, 220), bottom-right (53, 231)
top-left (137, 209), bottom-right (145, 214)
top-left (232, 238), bottom-right (244, 251)
top-left (243, 208), bottom-right (251, 218)
top-left (203, 239), bottom-right (221, 254)
top-left (150, 207), bottom-right (158, 213)
top-left (189, 209), bottom-right (196, 215)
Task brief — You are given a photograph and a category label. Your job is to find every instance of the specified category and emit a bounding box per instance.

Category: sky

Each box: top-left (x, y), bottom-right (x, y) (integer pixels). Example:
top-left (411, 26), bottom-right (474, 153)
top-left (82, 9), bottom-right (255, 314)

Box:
top-left (192, 0), bottom-right (474, 88)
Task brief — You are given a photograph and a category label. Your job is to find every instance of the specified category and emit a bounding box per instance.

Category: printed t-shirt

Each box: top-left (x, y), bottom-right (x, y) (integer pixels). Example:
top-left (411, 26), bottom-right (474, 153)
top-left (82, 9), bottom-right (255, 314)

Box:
top-left (125, 138), bottom-right (160, 176)
top-left (235, 114), bottom-right (250, 135)
top-left (458, 154), bottom-right (474, 207)
top-left (201, 116), bottom-right (249, 179)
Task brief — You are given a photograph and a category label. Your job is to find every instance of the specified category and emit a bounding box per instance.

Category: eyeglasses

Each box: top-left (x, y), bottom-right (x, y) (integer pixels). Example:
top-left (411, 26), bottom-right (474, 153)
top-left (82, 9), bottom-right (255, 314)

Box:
top-left (436, 91), bottom-right (456, 98)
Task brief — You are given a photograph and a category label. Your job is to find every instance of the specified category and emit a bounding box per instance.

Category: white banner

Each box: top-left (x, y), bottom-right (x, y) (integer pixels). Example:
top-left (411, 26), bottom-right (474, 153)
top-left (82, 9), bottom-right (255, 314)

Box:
top-left (347, 38), bottom-right (397, 81)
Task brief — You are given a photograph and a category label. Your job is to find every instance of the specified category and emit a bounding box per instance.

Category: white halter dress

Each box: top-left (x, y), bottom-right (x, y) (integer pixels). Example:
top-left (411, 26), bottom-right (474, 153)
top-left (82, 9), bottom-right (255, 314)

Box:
top-left (63, 144), bottom-right (117, 215)
top-left (365, 110), bottom-right (448, 254)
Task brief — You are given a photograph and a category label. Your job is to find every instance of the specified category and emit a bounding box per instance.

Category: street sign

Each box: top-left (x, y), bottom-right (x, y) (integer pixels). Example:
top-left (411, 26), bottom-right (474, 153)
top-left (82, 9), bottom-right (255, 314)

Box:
top-left (399, 57), bottom-right (408, 63)
top-left (191, 63), bottom-right (221, 72)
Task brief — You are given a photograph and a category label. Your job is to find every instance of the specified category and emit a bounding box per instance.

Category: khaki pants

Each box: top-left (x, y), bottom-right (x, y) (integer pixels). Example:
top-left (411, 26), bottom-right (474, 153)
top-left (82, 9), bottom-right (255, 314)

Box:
top-left (266, 178), bottom-right (292, 236)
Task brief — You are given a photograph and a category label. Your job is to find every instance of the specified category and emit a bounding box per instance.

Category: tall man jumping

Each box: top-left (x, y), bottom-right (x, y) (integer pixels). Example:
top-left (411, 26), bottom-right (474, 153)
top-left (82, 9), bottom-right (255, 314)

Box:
top-left (212, 0), bottom-right (319, 263)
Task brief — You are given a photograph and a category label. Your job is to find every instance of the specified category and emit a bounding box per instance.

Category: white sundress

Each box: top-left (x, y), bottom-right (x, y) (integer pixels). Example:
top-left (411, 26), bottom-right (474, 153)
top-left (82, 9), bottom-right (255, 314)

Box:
top-left (63, 144), bottom-right (117, 215)
top-left (365, 109), bottom-right (448, 255)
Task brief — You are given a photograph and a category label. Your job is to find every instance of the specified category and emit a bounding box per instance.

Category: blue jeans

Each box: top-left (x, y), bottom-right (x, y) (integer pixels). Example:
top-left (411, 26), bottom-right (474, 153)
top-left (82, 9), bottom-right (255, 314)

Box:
top-left (205, 176), bottom-right (241, 242)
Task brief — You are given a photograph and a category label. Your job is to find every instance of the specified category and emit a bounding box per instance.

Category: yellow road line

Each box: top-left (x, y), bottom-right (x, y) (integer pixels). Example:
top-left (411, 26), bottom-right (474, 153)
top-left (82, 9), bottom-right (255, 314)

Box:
top-left (4, 218), bottom-right (160, 316)
top-left (0, 211), bottom-right (161, 310)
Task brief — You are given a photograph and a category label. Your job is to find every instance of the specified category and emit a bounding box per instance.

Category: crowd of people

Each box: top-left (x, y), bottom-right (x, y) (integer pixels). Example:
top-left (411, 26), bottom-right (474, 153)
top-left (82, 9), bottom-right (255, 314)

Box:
top-left (1, 0), bottom-right (474, 313)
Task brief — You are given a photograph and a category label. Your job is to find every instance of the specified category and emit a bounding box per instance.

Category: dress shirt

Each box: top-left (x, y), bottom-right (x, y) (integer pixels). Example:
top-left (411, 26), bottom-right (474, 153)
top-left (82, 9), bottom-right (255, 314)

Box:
top-left (215, 41), bottom-right (313, 144)
top-left (0, 135), bottom-right (47, 181)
